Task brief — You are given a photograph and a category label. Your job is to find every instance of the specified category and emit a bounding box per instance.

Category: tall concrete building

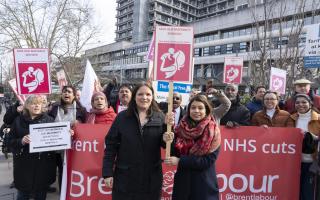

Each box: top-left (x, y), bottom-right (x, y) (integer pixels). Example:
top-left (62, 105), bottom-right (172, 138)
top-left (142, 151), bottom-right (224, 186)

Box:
top-left (115, 0), bottom-right (258, 42)
top-left (85, 0), bottom-right (320, 87)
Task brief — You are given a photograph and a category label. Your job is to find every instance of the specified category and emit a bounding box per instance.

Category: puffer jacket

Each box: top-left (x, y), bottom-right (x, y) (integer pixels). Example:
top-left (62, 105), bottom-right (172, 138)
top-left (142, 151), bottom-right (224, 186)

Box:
top-left (251, 108), bottom-right (294, 127)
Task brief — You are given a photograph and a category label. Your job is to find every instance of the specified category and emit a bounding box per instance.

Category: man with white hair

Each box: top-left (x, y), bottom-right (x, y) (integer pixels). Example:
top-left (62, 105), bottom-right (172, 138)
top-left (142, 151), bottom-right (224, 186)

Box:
top-left (221, 84), bottom-right (250, 127)
top-left (284, 78), bottom-right (320, 113)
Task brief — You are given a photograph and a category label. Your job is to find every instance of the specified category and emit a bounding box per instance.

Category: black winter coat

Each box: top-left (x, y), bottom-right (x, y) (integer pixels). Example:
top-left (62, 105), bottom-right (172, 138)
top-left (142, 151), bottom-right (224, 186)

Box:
top-left (3, 101), bottom-right (21, 125)
top-left (102, 110), bottom-right (166, 200)
top-left (172, 149), bottom-right (220, 200)
top-left (10, 114), bottom-right (56, 193)
top-left (220, 98), bottom-right (251, 126)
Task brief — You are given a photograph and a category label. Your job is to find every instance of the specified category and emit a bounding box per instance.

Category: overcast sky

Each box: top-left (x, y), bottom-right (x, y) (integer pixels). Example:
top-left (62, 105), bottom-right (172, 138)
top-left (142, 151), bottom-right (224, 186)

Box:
top-left (88, 0), bottom-right (117, 49)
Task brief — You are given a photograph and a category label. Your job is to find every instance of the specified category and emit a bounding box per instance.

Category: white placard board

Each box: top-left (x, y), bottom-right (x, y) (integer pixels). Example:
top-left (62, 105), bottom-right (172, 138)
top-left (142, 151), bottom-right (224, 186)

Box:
top-left (29, 122), bottom-right (71, 153)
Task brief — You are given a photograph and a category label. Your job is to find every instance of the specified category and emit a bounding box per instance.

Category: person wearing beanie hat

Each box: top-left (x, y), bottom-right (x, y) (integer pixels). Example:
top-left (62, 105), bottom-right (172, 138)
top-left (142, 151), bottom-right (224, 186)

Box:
top-left (288, 93), bottom-right (320, 200)
top-left (86, 92), bottom-right (116, 125)
top-left (284, 78), bottom-right (320, 113)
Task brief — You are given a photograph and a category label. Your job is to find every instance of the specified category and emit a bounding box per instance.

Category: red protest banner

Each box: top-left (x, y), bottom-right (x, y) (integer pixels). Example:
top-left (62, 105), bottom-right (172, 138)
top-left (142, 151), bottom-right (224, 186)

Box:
top-left (63, 125), bottom-right (302, 200)
top-left (65, 124), bottom-right (112, 200)
top-left (13, 48), bottom-right (51, 95)
top-left (216, 126), bottom-right (302, 200)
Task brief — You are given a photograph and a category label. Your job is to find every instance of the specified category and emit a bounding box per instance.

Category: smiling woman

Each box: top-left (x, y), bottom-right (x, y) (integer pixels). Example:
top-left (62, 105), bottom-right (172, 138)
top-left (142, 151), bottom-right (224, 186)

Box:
top-left (102, 83), bottom-right (174, 200)
top-left (251, 91), bottom-right (294, 128)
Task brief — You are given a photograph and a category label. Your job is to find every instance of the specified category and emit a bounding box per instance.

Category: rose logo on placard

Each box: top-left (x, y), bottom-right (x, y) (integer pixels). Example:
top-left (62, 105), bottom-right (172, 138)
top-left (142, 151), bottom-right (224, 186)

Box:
top-left (162, 170), bottom-right (176, 194)
top-left (160, 48), bottom-right (185, 79)
top-left (226, 67), bottom-right (239, 82)
top-left (272, 77), bottom-right (283, 91)
top-left (21, 66), bottom-right (45, 92)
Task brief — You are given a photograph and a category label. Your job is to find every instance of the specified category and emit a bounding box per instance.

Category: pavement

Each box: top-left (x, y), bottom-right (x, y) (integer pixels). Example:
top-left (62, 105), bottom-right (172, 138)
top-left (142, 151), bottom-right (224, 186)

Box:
top-left (0, 105), bottom-right (60, 200)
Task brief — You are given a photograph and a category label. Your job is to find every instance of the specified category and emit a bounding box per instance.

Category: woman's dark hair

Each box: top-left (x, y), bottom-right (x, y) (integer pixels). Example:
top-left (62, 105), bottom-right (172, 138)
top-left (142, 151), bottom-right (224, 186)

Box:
top-left (126, 82), bottom-right (160, 116)
top-left (187, 94), bottom-right (213, 118)
top-left (60, 85), bottom-right (84, 114)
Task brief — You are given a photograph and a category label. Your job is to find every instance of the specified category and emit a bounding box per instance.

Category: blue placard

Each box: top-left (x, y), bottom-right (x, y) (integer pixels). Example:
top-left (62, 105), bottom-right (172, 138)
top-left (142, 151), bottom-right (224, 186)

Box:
top-left (304, 56), bottom-right (320, 68)
top-left (157, 81), bottom-right (192, 94)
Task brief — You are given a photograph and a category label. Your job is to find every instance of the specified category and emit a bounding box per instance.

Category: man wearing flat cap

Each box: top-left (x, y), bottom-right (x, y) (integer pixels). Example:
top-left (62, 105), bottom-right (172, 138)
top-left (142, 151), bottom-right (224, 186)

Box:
top-left (284, 78), bottom-right (320, 113)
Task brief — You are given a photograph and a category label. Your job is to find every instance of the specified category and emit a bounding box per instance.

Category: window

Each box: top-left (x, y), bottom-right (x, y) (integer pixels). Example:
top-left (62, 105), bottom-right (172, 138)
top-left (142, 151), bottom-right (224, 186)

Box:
top-left (226, 44), bottom-right (233, 54)
top-left (304, 16), bottom-right (312, 25)
top-left (203, 47), bottom-right (209, 56)
top-left (194, 48), bottom-right (201, 57)
top-left (223, 32), bottom-right (229, 39)
top-left (205, 67), bottom-right (212, 78)
top-left (233, 30), bottom-right (239, 37)
top-left (252, 40), bottom-right (260, 51)
top-left (209, 46), bottom-right (215, 55)
top-left (195, 67), bottom-right (202, 78)
top-left (239, 28), bottom-right (246, 36)
top-left (214, 45), bottom-right (221, 55)
top-left (314, 15), bottom-right (320, 24)
top-left (233, 43), bottom-right (240, 53)
top-left (239, 42), bottom-right (248, 52)
top-left (221, 44), bottom-right (227, 54)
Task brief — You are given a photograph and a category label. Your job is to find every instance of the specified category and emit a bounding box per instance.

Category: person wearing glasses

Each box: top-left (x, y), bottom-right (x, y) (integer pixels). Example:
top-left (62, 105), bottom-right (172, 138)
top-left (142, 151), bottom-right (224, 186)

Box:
top-left (251, 91), bottom-right (294, 127)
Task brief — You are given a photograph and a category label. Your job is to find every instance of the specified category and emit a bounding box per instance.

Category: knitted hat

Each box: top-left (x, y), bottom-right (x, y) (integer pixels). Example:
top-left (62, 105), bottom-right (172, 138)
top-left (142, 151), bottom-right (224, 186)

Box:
top-left (294, 94), bottom-right (312, 104)
top-left (91, 92), bottom-right (107, 103)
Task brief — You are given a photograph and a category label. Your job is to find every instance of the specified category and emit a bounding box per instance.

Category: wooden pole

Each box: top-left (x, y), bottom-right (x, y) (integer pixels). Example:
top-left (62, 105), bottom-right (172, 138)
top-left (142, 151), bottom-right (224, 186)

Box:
top-left (166, 81), bottom-right (173, 158)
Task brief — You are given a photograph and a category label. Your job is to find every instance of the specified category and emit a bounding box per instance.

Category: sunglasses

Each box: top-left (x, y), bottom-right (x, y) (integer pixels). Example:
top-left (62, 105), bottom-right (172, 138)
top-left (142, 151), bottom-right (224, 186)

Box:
top-left (173, 97), bottom-right (180, 100)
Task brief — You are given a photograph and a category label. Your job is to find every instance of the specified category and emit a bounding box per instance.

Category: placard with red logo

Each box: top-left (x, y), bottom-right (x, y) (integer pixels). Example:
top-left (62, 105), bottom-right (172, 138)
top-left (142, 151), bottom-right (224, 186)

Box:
top-left (62, 125), bottom-right (302, 200)
top-left (154, 26), bottom-right (194, 83)
top-left (269, 67), bottom-right (286, 95)
top-left (223, 57), bottom-right (243, 84)
top-left (13, 48), bottom-right (51, 95)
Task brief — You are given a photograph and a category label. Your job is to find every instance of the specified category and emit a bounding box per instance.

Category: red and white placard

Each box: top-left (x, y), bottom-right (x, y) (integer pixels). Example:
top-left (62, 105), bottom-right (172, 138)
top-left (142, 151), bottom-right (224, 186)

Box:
top-left (223, 57), bottom-right (243, 84)
top-left (154, 26), bottom-right (193, 82)
top-left (13, 48), bottom-right (51, 95)
top-left (269, 67), bottom-right (286, 95)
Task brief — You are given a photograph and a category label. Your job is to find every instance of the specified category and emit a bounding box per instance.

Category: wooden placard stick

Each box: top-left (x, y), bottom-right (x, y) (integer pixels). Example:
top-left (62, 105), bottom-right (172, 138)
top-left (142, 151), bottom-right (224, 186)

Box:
top-left (166, 81), bottom-right (174, 158)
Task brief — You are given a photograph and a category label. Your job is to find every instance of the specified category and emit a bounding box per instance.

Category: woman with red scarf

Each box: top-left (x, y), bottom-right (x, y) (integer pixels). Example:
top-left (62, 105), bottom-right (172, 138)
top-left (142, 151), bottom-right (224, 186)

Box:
top-left (164, 92), bottom-right (230, 200)
top-left (86, 92), bottom-right (116, 125)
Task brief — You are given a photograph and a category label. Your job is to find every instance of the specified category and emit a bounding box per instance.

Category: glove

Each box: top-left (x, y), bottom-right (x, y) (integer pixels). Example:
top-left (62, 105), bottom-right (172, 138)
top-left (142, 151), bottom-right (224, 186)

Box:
top-left (302, 132), bottom-right (317, 154)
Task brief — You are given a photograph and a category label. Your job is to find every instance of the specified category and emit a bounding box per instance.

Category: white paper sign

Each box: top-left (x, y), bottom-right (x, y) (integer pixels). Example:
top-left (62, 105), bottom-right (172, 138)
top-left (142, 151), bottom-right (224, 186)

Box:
top-left (29, 122), bottom-right (71, 153)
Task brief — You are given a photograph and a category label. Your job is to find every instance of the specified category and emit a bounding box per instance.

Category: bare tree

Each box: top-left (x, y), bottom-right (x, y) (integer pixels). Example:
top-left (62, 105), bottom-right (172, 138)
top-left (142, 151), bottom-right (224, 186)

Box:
top-left (247, 0), bottom-right (320, 96)
top-left (0, 0), bottom-right (100, 85)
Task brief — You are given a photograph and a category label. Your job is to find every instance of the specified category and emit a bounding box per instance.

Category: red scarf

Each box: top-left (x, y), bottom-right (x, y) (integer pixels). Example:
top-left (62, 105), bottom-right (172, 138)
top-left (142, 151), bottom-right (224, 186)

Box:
top-left (175, 115), bottom-right (221, 156)
top-left (86, 107), bottom-right (116, 125)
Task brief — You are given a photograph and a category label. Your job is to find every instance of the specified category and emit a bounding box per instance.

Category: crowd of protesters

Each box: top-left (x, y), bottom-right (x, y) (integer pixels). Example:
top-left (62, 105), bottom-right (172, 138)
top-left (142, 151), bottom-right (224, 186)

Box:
top-left (0, 77), bottom-right (319, 200)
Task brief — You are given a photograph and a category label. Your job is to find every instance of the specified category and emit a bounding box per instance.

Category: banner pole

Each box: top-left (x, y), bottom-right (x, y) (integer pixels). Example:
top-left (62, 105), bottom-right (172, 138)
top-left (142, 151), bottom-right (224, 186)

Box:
top-left (166, 81), bottom-right (173, 158)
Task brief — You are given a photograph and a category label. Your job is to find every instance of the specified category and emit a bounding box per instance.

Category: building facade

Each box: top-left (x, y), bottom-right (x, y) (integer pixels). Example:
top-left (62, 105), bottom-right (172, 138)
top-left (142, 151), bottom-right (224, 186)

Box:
top-left (84, 0), bottom-right (320, 88)
top-left (115, 0), bottom-right (261, 42)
